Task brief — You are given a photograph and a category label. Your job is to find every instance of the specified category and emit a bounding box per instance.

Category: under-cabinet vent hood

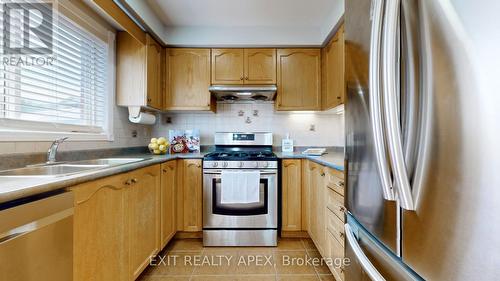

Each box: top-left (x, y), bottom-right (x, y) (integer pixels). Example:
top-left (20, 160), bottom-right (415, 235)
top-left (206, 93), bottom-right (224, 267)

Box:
top-left (209, 85), bottom-right (277, 102)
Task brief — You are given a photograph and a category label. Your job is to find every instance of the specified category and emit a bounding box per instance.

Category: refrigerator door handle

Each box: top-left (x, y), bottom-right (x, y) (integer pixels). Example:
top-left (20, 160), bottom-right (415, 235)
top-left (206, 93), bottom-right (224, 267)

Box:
top-left (369, 0), bottom-right (395, 201)
top-left (382, 0), bottom-right (415, 210)
top-left (345, 223), bottom-right (387, 281)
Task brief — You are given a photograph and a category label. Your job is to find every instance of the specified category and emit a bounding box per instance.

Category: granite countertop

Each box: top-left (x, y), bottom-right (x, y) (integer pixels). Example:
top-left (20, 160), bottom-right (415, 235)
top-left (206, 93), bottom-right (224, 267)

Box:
top-left (275, 150), bottom-right (345, 172)
top-left (0, 148), bottom-right (344, 205)
top-left (0, 152), bottom-right (206, 205)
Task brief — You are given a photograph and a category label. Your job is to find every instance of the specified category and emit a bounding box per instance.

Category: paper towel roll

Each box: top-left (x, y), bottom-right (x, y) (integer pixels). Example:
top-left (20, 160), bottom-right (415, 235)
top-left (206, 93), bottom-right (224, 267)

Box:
top-left (129, 112), bottom-right (156, 125)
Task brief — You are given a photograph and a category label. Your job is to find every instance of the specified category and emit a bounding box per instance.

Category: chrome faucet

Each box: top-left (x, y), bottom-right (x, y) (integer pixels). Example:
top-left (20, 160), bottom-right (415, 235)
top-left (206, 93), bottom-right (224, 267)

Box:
top-left (47, 137), bottom-right (68, 164)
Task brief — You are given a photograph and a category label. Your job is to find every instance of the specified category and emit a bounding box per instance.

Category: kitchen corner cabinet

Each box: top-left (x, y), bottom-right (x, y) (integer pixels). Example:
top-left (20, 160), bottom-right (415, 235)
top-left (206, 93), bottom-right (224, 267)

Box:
top-left (211, 48), bottom-right (276, 84)
top-left (322, 25), bottom-right (345, 110)
top-left (128, 165), bottom-right (161, 280)
top-left (165, 48), bottom-right (215, 111)
top-left (282, 159), bottom-right (302, 231)
top-left (160, 161), bottom-right (177, 249)
top-left (117, 32), bottom-right (163, 110)
top-left (176, 159), bottom-right (203, 232)
top-left (276, 49), bottom-right (321, 111)
top-left (72, 164), bottom-right (161, 281)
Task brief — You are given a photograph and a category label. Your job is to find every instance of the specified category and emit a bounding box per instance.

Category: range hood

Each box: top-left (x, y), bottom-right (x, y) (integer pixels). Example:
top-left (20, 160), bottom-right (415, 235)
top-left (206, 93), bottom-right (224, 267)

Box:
top-left (209, 85), bottom-right (277, 102)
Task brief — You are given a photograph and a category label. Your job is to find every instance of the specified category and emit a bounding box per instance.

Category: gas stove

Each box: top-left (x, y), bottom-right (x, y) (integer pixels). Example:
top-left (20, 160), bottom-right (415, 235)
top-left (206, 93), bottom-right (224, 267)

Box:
top-left (203, 132), bottom-right (278, 169)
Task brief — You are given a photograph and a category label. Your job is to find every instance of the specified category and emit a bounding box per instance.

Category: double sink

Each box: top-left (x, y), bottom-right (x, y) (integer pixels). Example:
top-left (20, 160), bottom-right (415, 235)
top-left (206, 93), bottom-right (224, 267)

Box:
top-left (0, 158), bottom-right (150, 178)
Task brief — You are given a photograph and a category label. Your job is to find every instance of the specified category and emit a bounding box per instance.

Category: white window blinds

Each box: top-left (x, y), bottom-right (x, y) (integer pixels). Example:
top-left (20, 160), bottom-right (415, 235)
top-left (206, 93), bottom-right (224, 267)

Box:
top-left (0, 1), bottom-right (109, 134)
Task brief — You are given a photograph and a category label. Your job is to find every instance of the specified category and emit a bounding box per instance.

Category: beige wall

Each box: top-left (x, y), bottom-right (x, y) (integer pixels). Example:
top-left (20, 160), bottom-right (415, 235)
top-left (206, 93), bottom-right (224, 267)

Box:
top-left (153, 103), bottom-right (345, 147)
top-left (0, 106), bottom-right (152, 155)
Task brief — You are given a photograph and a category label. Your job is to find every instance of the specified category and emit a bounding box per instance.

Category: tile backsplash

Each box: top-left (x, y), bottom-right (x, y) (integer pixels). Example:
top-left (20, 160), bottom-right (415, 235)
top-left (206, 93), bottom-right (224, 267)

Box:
top-left (153, 103), bottom-right (345, 147)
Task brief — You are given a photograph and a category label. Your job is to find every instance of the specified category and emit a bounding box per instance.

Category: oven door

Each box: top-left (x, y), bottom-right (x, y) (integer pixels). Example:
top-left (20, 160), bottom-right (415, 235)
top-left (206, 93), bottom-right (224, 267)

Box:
top-left (203, 169), bottom-right (278, 229)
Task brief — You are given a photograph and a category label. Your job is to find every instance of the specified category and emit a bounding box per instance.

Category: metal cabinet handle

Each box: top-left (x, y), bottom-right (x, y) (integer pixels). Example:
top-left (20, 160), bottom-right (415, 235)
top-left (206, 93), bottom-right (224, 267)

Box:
top-left (345, 224), bottom-right (386, 281)
top-left (131, 178), bottom-right (138, 184)
top-left (320, 172), bottom-right (325, 177)
top-left (245, 76), bottom-right (249, 80)
top-left (124, 179), bottom-right (132, 185)
top-left (240, 77), bottom-right (244, 80)
top-left (382, 0), bottom-right (414, 210)
top-left (369, 0), bottom-right (396, 201)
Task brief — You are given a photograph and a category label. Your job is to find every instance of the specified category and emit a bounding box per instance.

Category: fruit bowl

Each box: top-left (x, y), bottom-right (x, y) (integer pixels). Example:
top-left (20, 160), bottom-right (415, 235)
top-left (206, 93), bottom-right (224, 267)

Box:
top-left (148, 137), bottom-right (169, 155)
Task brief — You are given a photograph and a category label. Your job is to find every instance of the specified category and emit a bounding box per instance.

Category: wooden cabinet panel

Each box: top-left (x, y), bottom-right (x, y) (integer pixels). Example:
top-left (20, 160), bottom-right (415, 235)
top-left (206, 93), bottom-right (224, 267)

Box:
top-left (212, 49), bottom-right (244, 84)
top-left (165, 48), bottom-right (214, 111)
top-left (326, 187), bottom-right (346, 222)
top-left (282, 159), bottom-right (302, 231)
top-left (146, 34), bottom-right (163, 109)
top-left (322, 25), bottom-right (345, 110)
top-left (160, 161), bottom-right (177, 249)
top-left (72, 174), bottom-right (129, 281)
top-left (128, 165), bottom-right (161, 280)
top-left (327, 230), bottom-right (345, 281)
top-left (276, 49), bottom-right (321, 110)
top-left (307, 161), bottom-right (326, 254)
top-left (244, 49), bottom-right (276, 84)
top-left (179, 159), bottom-right (203, 232)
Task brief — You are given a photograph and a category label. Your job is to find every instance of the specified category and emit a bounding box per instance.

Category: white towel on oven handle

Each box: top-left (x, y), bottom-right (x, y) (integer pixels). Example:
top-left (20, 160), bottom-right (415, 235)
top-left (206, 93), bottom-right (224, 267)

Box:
top-left (220, 170), bottom-right (260, 204)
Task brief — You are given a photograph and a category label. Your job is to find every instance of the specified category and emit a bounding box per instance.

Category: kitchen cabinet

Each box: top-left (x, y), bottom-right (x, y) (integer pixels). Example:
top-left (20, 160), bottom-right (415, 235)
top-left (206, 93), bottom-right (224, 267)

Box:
top-left (276, 49), bottom-right (322, 111)
top-left (322, 25), bottom-right (345, 110)
top-left (177, 159), bottom-right (203, 232)
top-left (117, 32), bottom-right (163, 110)
top-left (160, 161), bottom-right (177, 249)
top-left (211, 48), bottom-right (276, 84)
top-left (307, 161), bottom-right (327, 254)
top-left (128, 165), bottom-right (161, 280)
top-left (165, 48), bottom-right (215, 111)
top-left (72, 173), bottom-right (130, 281)
top-left (282, 159), bottom-right (302, 231)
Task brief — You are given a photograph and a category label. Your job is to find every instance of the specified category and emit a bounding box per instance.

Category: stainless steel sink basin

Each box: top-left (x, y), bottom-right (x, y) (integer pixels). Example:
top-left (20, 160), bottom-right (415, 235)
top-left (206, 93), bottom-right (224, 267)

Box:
top-left (0, 157), bottom-right (150, 177)
top-left (0, 164), bottom-right (107, 177)
top-left (70, 158), bottom-right (147, 166)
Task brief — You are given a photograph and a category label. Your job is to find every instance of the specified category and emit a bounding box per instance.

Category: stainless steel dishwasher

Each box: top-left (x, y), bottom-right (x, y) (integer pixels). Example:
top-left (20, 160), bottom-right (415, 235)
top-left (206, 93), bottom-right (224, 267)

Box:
top-left (0, 191), bottom-right (74, 281)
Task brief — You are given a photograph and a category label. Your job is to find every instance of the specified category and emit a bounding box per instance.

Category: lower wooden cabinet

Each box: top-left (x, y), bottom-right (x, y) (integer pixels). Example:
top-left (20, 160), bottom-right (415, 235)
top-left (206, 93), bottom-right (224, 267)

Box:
top-left (160, 161), bottom-right (177, 249)
top-left (72, 173), bottom-right (130, 281)
top-left (72, 164), bottom-right (163, 281)
top-left (282, 159), bottom-right (302, 231)
top-left (177, 159), bottom-right (203, 232)
top-left (308, 161), bottom-right (327, 254)
top-left (128, 165), bottom-right (161, 280)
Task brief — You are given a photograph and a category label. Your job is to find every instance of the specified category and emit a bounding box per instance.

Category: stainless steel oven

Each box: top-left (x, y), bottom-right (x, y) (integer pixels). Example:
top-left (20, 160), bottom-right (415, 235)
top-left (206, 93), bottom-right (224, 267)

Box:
top-left (202, 132), bottom-right (278, 246)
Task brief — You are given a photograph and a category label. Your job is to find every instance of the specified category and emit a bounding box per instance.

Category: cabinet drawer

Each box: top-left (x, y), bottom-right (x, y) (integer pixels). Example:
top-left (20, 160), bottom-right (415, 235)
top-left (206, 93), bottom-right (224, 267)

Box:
top-left (327, 230), bottom-right (345, 281)
top-left (326, 209), bottom-right (345, 247)
top-left (326, 170), bottom-right (345, 196)
top-left (326, 188), bottom-right (345, 222)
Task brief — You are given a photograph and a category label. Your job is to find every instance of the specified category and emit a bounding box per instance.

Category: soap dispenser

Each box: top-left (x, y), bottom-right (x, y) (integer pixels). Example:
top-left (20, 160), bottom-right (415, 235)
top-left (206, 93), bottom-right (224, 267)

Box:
top-left (282, 133), bottom-right (294, 153)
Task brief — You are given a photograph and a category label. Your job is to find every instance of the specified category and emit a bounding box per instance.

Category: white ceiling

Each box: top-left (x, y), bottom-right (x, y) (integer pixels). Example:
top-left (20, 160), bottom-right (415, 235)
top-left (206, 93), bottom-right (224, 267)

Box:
top-left (124, 0), bottom-right (344, 46)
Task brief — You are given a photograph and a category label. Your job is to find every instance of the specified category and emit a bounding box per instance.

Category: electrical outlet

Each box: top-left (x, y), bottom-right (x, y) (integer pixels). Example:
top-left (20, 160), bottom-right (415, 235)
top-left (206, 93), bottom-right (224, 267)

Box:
top-left (131, 130), bottom-right (138, 137)
top-left (165, 116), bottom-right (172, 124)
top-left (309, 124), bottom-right (316, 131)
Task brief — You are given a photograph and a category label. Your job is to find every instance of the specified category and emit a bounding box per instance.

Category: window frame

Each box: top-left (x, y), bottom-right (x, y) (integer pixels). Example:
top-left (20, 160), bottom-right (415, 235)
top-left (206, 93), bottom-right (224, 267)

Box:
top-left (0, 0), bottom-right (116, 142)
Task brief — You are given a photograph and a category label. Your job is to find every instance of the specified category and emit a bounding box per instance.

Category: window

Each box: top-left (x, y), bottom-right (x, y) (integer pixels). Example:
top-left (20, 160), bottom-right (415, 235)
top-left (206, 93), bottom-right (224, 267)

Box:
top-left (0, 0), bottom-right (115, 141)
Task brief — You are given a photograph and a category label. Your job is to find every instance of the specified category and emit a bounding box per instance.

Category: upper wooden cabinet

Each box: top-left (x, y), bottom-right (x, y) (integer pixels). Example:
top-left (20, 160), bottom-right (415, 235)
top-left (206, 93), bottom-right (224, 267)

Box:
top-left (211, 48), bottom-right (276, 85)
top-left (322, 25), bottom-right (345, 110)
top-left (276, 49), bottom-right (321, 111)
top-left (116, 32), bottom-right (163, 110)
top-left (165, 48), bottom-right (214, 111)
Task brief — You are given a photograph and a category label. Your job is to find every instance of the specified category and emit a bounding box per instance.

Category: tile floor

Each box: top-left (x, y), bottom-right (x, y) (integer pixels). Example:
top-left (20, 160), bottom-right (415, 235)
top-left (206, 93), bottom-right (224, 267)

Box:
top-left (138, 238), bottom-right (336, 281)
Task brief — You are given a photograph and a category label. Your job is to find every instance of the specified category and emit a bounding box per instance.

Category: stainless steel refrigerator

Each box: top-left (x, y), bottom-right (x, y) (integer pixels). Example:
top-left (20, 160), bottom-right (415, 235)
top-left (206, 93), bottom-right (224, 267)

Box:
top-left (344, 0), bottom-right (500, 280)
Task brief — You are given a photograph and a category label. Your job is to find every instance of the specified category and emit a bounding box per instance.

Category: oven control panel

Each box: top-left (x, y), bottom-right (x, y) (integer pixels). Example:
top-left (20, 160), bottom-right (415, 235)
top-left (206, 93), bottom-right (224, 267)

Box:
top-left (203, 161), bottom-right (278, 169)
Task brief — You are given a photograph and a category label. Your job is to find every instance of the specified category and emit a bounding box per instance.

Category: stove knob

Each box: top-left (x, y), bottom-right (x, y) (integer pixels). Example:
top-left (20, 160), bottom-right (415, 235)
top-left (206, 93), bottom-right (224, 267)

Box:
top-left (222, 161), bottom-right (228, 168)
top-left (212, 162), bottom-right (218, 168)
top-left (261, 161), bottom-right (269, 168)
top-left (237, 161), bottom-right (244, 168)
top-left (252, 161), bottom-right (258, 168)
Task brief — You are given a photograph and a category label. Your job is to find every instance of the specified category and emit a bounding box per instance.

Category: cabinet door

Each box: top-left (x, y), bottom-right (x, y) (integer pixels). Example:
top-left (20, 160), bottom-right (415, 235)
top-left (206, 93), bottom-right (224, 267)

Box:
top-left (244, 49), bottom-right (276, 84)
top-left (322, 25), bottom-right (345, 110)
top-left (160, 161), bottom-right (177, 248)
top-left (146, 34), bottom-right (163, 109)
top-left (129, 165), bottom-right (161, 280)
top-left (211, 49), bottom-right (244, 84)
top-left (308, 162), bottom-right (326, 254)
top-left (182, 159), bottom-right (203, 231)
top-left (282, 159), bottom-right (302, 231)
top-left (276, 49), bottom-right (321, 110)
top-left (166, 48), bottom-right (213, 111)
top-left (72, 174), bottom-right (129, 281)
